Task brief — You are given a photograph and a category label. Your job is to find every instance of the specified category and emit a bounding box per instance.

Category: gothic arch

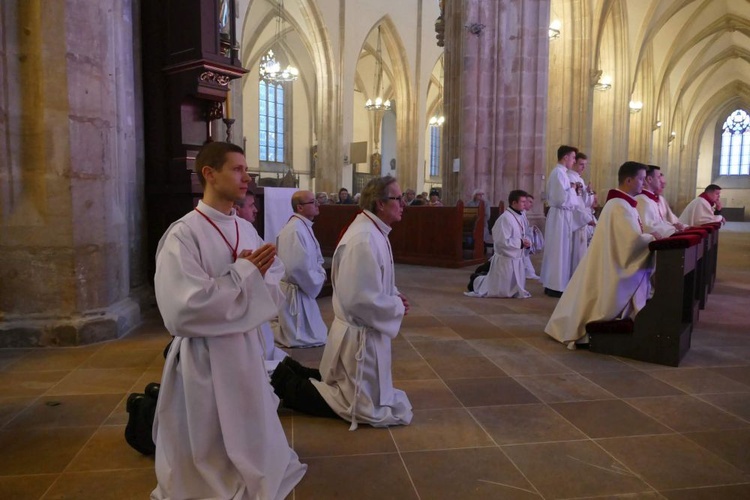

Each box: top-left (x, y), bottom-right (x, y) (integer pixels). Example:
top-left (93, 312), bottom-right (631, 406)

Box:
top-left (355, 16), bottom-right (417, 188)
top-left (547, 0), bottom-right (593, 168)
top-left (237, 0), bottom-right (339, 190)
top-left (590, 0), bottom-right (629, 192)
top-left (680, 81), bottom-right (750, 208)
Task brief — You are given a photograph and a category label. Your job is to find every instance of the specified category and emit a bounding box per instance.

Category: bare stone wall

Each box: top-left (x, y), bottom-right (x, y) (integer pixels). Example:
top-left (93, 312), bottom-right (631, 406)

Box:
top-left (0, 0), bottom-right (144, 346)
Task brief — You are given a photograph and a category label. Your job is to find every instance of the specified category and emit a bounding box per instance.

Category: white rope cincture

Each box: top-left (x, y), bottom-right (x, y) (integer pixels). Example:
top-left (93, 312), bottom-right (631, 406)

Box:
top-left (348, 327), bottom-right (368, 431)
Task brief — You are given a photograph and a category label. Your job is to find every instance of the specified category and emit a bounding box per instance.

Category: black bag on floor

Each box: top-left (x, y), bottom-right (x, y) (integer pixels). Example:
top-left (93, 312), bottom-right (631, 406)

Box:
top-left (125, 382), bottom-right (160, 455)
top-left (467, 260), bottom-right (491, 292)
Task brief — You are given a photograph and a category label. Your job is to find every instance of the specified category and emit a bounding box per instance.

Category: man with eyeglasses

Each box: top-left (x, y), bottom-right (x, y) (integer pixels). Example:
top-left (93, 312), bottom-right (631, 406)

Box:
top-left (273, 191), bottom-right (328, 348)
top-left (271, 176), bottom-right (413, 430)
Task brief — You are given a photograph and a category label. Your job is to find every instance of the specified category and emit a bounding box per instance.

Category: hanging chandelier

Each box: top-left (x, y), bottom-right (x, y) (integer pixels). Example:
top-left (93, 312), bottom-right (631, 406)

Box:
top-left (259, 0), bottom-right (299, 83)
top-left (365, 26), bottom-right (391, 111)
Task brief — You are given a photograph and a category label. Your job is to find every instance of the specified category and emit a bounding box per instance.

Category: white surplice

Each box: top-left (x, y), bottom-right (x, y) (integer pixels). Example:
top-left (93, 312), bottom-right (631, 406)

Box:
top-left (311, 211), bottom-right (412, 430)
top-left (567, 170), bottom-right (596, 274)
top-left (274, 215), bottom-right (328, 347)
top-left (679, 196), bottom-right (724, 226)
top-left (658, 195), bottom-right (681, 225)
top-left (471, 209), bottom-right (528, 298)
top-left (545, 191), bottom-right (655, 345)
top-left (152, 200), bottom-right (305, 500)
top-left (636, 190), bottom-right (677, 237)
top-left (521, 210), bottom-right (538, 277)
top-left (541, 164), bottom-right (575, 291)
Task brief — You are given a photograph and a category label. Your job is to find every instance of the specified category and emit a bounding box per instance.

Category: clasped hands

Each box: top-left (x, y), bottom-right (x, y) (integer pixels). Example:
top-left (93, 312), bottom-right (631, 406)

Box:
top-left (238, 244), bottom-right (276, 276)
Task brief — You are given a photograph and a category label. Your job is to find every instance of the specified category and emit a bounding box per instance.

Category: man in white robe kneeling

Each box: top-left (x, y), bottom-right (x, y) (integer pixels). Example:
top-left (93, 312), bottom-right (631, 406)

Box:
top-left (270, 176), bottom-right (413, 430)
top-left (274, 190), bottom-right (328, 347)
top-left (545, 161), bottom-right (663, 350)
top-left (152, 142), bottom-right (305, 500)
top-left (469, 190), bottom-right (532, 298)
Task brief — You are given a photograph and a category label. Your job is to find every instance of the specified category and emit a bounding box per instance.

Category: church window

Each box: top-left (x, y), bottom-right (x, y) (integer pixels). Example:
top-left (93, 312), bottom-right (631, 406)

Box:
top-left (719, 109), bottom-right (750, 176)
top-left (259, 77), bottom-right (286, 164)
top-left (429, 127), bottom-right (441, 177)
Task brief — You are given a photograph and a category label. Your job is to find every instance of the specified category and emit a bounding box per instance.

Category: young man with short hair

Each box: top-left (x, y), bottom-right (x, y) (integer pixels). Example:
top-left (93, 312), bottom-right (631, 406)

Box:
top-left (679, 184), bottom-right (726, 226)
top-left (152, 142), bottom-right (305, 499)
top-left (545, 161), bottom-right (663, 349)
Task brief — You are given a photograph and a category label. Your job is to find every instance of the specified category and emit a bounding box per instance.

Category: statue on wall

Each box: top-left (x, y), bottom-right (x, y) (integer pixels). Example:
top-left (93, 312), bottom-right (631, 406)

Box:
top-left (371, 152), bottom-right (381, 175)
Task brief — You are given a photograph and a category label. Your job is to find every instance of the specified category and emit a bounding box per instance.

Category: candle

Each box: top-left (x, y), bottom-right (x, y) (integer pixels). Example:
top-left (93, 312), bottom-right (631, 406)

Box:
top-left (224, 89), bottom-right (232, 120)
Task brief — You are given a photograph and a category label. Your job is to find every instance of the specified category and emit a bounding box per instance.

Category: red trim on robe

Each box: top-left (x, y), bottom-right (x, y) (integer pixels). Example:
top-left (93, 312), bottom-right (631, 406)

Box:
top-left (606, 189), bottom-right (637, 208)
top-left (640, 189), bottom-right (660, 203)
top-left (606, 189), bottom-right (643, 232)
top-left (699, 192), bottom-right (714, 207)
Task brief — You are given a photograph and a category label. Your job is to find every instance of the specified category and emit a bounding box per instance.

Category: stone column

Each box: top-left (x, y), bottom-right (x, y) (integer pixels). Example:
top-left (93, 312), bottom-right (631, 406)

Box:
top-left (442, 0), bottom-right (550, 218)
top-left (0, 0), bottom-right (144, 346)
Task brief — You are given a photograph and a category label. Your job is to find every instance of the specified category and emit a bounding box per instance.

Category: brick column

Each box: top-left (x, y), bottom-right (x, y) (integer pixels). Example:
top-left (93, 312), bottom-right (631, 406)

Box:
top-left (0, 0), bottom-right (144, 346)
top-left (442, 0), bottom-right (550, 215)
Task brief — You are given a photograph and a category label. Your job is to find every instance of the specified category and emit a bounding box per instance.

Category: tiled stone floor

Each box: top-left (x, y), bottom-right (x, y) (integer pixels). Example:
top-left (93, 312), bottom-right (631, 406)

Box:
top-left (1, 223), bottom-right (749, 499)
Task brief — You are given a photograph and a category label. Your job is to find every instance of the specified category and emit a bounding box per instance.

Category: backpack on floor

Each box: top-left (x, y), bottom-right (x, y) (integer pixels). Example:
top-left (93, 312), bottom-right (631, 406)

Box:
top-left (124, 382), bottom-right (160, 455)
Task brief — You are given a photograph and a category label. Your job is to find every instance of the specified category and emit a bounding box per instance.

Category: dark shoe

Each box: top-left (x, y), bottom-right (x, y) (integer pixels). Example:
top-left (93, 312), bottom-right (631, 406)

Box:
top-left (281, 356), bottom-right (322, 381)
top-left (544, 288), bottom-right (563, 298)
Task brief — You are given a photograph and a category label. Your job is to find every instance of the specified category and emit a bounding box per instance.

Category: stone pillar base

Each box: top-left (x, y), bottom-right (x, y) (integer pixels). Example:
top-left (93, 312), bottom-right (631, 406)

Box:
top-left (0, 298), bottom-right (141, 348)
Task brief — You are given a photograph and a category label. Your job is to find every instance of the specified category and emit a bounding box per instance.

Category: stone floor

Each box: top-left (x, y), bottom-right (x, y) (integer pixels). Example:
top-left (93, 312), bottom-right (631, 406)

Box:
top-left (1, 223), bottom-right (749, 499)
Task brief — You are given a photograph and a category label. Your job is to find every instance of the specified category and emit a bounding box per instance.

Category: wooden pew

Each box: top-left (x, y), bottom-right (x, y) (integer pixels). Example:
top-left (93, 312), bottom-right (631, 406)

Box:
top-left (312, 203), bottom-right (486, 268)
top-left (587, 233), bottom-right (703, 367)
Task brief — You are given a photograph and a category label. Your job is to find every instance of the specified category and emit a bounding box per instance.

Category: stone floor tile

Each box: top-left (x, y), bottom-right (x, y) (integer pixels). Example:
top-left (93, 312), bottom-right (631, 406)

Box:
top-left (288, 415), bottom-right (396, 458)
top-left (392, 359), bottom-right (438, 381)
top-left (515, 373), bottom-right (616, 403)
top-left (403, 447), bottom-right (540, 499)
top-left (470, 404), bottom-right (586, 445)
top-left (67, 425), bottom-right (154, 471)
top-left (0, 474), bottom-right (57, 500)
top-left (5, 394), bottom-right (123, 429)
top-left (683, 428), bottom-right (750, 473)
top-left (444, 377), bottom-right (539, 406)
top-left (649, 368), bottom-right (750, 394)
top-left (395, 379), bottom-right (462, 410)
top-left (583, 371), bottom-right (685, 398)
top-left (41, 469), bottom-right (156, 500)
top-left (427, 356), bottom-right (507, 380)
top-left (550, 399), bottom-right (672, 438)
top-left (597, 434), bottom-right (748, 490)
top-left (45, 369), bottom-right (146, 396)
top-left (293, 454), bottom-right (417, 499)
top-left (390, 408), bottom-right (494, 452)
top-left (625, 395), bottom-right (750, 433)
top-left (502, 440), bottom-right (652, 499)
top-left (0, 427), bottom-right (96, 475)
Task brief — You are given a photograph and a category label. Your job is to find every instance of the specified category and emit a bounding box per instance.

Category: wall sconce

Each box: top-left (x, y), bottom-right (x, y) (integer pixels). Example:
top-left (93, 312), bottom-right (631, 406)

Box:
top-left (549, 20), bottom-right (561, 40)
top-left (655, 120), bottom-right (663, 128)
top-left (629, 101), bottom-right (643, 113)
top-left (594, 75), bottom-right (613, 91)
top-left (465, 23), bottom-right (485, 36)
top-left (668, 131), bottom-right (676, 143)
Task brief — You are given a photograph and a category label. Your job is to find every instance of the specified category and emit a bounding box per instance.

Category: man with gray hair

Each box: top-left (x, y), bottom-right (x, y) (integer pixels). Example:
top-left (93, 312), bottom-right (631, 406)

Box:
top-left (274, 190), bottom-right (328, 347)
top-left (271, 176), bottom-right (413, 430)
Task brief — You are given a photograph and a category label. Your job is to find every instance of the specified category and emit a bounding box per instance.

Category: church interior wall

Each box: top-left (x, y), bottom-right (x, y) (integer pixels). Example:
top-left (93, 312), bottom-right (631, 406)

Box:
top-left (2, 0), bottom-right (749, 346)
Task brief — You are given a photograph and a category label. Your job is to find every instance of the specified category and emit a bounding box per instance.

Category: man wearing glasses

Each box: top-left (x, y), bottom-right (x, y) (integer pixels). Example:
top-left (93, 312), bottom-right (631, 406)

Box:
top-left (271, 176), bottom-right (413, 430)
top-left (274, 190), bottom-right (328, 348)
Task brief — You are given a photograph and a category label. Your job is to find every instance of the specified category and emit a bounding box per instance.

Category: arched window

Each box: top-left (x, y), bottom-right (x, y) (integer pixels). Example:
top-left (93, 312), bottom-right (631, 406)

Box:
top-left (719, 109), bottom-right (750, 176)
top-left (258, 77), bottom-right (287, 165)
top-left (429, 127), bottom-right (441, 177)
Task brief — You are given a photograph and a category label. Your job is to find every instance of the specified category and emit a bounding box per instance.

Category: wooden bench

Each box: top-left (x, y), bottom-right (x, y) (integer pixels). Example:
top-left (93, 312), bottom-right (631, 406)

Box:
top-left (587, 233), bottom-right (704, 367)
top-left (312, 202), bottom-right (486, 268)
top-left (461, 200), bottom-right (486, 261)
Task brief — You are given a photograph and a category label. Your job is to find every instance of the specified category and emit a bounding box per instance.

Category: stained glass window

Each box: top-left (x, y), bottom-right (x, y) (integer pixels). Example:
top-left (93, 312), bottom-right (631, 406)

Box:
top-left (429, 127), bottom-right (441, 177)
top-left (259, 79), bottom-right (285, 163)
top-left (719, 109), bottom-right (750, 176)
